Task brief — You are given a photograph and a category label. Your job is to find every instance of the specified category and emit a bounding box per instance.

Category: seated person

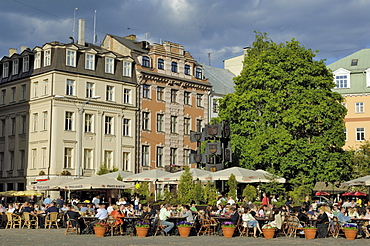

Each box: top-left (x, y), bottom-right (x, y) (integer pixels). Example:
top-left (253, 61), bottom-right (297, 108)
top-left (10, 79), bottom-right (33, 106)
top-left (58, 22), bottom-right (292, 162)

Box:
top-left (159, 204), bottom-right (174, 236)
top-left (181, 205), bottom-right (194, 223)
top-left (229, 206), bottom-right (239, 225)
top-left (66, 205), bottom-right (81, 228)
top-left (242, 207), bottom-right (262, 237)
top-left (297, 208), bottom-right (309, 225)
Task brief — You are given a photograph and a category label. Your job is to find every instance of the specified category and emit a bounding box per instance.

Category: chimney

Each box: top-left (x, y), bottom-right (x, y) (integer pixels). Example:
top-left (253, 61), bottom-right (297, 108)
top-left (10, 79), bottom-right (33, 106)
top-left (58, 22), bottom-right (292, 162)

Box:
top-left (124, 34), bottom-right (136, 41)
top-left (8, 48), bottom-right (17, 57)
top-left (78, 19), bottom-right (85, 45)
top-left (21, 46), bottom-right (28, 52)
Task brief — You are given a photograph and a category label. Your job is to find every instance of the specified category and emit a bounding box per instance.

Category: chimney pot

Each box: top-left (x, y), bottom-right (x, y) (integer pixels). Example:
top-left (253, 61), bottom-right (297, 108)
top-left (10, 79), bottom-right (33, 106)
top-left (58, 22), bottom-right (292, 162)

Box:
top-left (78, 19), bottom-right (85, 45)
top-left (8, 48), bottom-right (17, 57)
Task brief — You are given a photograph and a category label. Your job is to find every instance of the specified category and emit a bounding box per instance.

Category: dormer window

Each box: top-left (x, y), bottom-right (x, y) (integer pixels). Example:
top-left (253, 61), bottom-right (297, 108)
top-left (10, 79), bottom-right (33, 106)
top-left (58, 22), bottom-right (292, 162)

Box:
top-left (171, 62), bottom-right (178, 73)
top-left (195, 67), bottom-right (202, 79)
top-left (333, 68), bottom-right (350, 89)
top-left (66, 50), bottom-right (76, 67)
top-left (184, 64), bottom-right (190, 75)
top-left (12, 59), bottom-right (19, 75)
top-left (142, 56), bottom-right (150, 67)
top-left (3, 62), bottom-right (9, 78)
top-left (158, 59), bottom-right (164, 70)
top-left (23, 56), bottom-right (29, 72)
top-left (123, 61), bottom-right (132, 77)
top-left (105, 58), bottom-right (114, 74)
top-left (351, 59), bottom-right (358, 66)
top-left (44, 49), bottom-right (51, 67)
top-left (34, 52), bottom-right (41, 69)
top-left (85, 53), bottom-right (95, 70)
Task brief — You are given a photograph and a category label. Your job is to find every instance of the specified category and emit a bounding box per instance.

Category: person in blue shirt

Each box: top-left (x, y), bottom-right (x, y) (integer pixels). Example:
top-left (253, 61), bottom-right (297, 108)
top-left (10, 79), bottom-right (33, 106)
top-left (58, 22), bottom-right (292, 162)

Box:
top-left (43, 195), bottom-right (52, 205)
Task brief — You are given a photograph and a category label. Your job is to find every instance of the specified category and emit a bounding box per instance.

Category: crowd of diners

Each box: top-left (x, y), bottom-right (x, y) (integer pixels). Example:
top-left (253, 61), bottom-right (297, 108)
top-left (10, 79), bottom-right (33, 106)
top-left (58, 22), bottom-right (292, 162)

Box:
top-left (1, 193), bottom-right (370, 239)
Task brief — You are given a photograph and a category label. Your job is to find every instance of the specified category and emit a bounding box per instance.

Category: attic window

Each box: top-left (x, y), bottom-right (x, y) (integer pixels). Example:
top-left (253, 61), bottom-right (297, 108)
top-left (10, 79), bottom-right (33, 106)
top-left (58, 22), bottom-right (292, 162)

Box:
top-left (351, 59), bottom-right (358, 66)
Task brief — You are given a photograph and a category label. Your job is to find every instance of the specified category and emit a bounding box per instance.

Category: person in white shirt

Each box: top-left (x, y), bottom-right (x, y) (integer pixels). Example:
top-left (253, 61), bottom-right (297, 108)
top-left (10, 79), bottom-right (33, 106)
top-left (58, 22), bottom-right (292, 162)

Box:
top-left (95, 204), bottom-right (108, 220)
top-left (159, 204), bottom-right (174, 236)
top-left (227, 196), bottom-right (235, 205)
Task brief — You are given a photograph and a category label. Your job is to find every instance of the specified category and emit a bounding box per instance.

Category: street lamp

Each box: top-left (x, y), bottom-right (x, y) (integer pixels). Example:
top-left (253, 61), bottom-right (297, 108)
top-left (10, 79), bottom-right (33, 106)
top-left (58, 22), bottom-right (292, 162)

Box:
top-left (55, 95), bottom-right (100, 179)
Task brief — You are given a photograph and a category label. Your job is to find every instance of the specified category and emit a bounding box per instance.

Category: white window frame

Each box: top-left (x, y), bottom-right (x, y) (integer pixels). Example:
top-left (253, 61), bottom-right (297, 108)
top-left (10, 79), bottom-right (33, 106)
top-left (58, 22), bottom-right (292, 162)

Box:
top-left (42, 111), bottom-right (48, 131)
top-left (105, 58), bottom-right (114, 74)
top-left (123, 88), bottom-right (131, 104)
top-left (104, 150), bottom-right (113, 169)
top-left (356, 127), bottom-right (365, 141)
top-left (85, 114), bottom-right (93, 133)
top-left (31, 148), bottom-right (37, 169)
top-left (11, 87), bottom-right (16, 102)
top-left (23, 56), bottom-right (29, 72)
top-left (171, 116), bottom-right (177, 133)
top-left (44, 49), bottom-right (51, 67)
top-left (184, 117), bottom-right (190, 135)
top-left (33, 81), bottom-right (39, 98)
top-left (43, 79), bottom-right (49, 95)
top-left (355, 102), bottom-right (364, 113)
top-left (157, 114), bottom-right (164, 132)
top-left (142, 112), bottom-right (150, 130)
top-left (33, 113), bottom-right (38, 132)
top-left (21, 84), bottom-right (26, 100)
top-left (3, 62), bottom-right (9, 78)
top-left (123, 61), bottom-right (132, 77)
top-left (85, 53), bottom-right (95, 70)
top-left (123, 118), bottom-right (131, 136)
top-left (66, 50), bottom-right (76, 67)
top-left (66, 79), bottom-right (74, 96)
top-left (156, 147), bottom-right (163, 167)
top-left (65, 111), bottom-right (74, 131)
top-left (12, 59), bottom-right (19, 75)
top-left (170, 148), bottom-right (177, 165)
top-left (86, 82), bottom-right (94, 98)
top-left (333, 68), bottom-right (350, 89)
top-left (105, 116), bottom-right (113, 135)
top-left (142, 146), bottom-right (149, 166)
top-left (196, 94), bottom-right (203, 107)
top-left (184, 91), bottom-right (191, 105)
top-left (41, 147), bottom-right (47, 168)
top-left (34, 52), bottom-right (41, 69)
top-left (84, 149), bottom-right (93, 169)
top-left (64, 147), bottom-right (73, 168)
top-left (123, 152), bottom-right (130, 171)
top-left (106, 85), bottom-right (114, 101)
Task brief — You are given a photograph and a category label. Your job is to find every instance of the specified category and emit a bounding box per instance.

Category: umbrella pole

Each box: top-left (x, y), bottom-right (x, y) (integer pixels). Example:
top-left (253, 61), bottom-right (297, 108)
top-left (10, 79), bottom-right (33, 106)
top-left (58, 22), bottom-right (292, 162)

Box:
top-left (154, 180), bottom-right (157, 202)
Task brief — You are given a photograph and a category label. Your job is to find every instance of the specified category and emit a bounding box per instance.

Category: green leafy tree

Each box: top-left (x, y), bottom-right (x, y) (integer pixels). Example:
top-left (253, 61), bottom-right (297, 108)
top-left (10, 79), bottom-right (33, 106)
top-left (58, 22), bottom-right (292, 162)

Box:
top-left (288, 185), bottom-right (312, 205)
top-left (135, 182), bottom-right (149, 198)
top-left (218, 32), bottom-right (351, 187)
top-left (242, 185), bottom-right (257, 202)
top-left (227, 174), bottom-right (237, 199)
top-left (259, 181), bottom-right (286, 198)
top-left (96, 163), bottom-right (109, 175)
top-left (117, 173), bottom-right (123, 181)
top-left (193, 181), bottom-right (204, 204)
top-left (203, 181), bottom-right (219, 205)
top-left (349, 140), bottom-right (370, 179)
top-left (177, 167), bottom-right (194, 204)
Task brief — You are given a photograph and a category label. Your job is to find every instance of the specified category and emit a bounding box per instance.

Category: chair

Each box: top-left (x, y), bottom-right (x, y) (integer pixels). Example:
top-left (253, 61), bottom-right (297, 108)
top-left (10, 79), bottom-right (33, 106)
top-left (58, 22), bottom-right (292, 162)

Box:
top-left (329, 216), bottom-right (340, 238)
top-left (239, 220), bottom-right (254, 237)
top-left (106, 215), bottom-right (119, 236)
top-left (45, 212), bottom-right (59, 229)
top-left (154, 218), bottom-right (168, 236)
top-left (5, 212), bottom-right (13, 229)
top-left (64, 214), bottom-right (79, 235)
top-left (12, 214), bottom-right (22, 228)
top-left (286, 216), bottom-right (300, 237)
top-left (22, 212), bottom-right (38, 229)
top-left (197, 219), bottom-right (213, 236)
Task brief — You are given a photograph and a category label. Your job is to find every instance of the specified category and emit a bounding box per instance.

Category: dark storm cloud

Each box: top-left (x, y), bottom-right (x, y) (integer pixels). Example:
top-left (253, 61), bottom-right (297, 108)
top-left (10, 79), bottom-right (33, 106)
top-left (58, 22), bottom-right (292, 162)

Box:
top-left (1, 0), bottom-right (370, 68)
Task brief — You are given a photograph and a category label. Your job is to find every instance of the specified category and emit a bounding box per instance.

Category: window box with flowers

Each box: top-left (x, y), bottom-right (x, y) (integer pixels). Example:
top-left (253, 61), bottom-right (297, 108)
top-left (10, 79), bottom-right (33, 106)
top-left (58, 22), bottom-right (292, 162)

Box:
top-left (135, 221), bottom-right (150, 237)
top-left (342, 224), bottom-right (358, 240)
top-left (177, 221), bottom-right (192, 237)
top-left (221, 222), bottom-right (235, 238)
top-left (262, 224), bottom-right (276, 239)
top-left (94, 222), bottom-right (108, 237)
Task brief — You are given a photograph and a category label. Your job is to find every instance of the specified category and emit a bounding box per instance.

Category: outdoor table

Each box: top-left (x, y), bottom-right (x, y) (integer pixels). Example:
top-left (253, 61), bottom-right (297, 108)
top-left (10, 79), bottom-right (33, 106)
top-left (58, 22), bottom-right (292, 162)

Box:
top-left (168, 216), bottom-right (185, 235)
top-left (308, 218), bottom-right (321, 227)
top-left (121, 216), bottom-right (140, 235)
top-left (212, 216), bottom-right (232, 235)
top-left (350, 218), bottom-right (370, 236)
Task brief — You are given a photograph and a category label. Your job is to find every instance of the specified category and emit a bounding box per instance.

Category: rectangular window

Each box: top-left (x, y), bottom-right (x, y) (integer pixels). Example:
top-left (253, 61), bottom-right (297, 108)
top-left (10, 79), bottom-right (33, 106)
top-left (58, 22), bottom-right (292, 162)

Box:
top-left (34, 52), bottom-right (41, 69)
top-left (41, 147), bottom-right (47, 168)
top-left (171, 116), bottom-right (177, 133)
top-left (84, 149), bottom-right (93, 169)
top-left (142, 146), bottom-right (149, 166)
top-left (184, 91), bottom-right (191, 105)
top-left (196, 94), bottom-right (203, 107)
top-left (355, 102), bottom-right (364, 113)
top-left (184, 64), bottom-right (190, 75)
top-left (105, 58), bottom-right (114, 74)
top-left (335, 75), bottom-right (348, 88)
top-left (123, 61), bottom-right (132, 77)
top-left (157, 87), bottom-right (164, 101)
top-left (21, 115), bottom-right (26, 134)
top-left (85, 114), bottom-right (93, 133)
top-left (33, 82), bottom-right (39, 98)
top-left (105, 150), bottom-right (113, 169)
top-left (157, 114), bottom-right (164, 132)
top-left (171, 89), bottom-right (177, 103)
top-left (105, 116), bottom-right (113, 135)
top-left (142, 56), bottom-right (150, 67)
top-left (64, 148), bottom-right (73, 168)
top-left (44, 50), bottom-right (51, 67)
top-left (33, 113), bottom-right (38, 132)
top-left (66, 50), bottom-right (76, 66)
top-left (21, 84), bottom-right (26, 100)
top-left (213, 99), bottom-right (218, 113)
top-left (20, 150), bottom-right (25, 169)
top-left (156, 147), bottom-right (164, 167)
top-left (195, 68), bottom-right (202, 79)
top-left (23, 56), bottom-right (29, 72)
top-left (10, 118), bottom-right (15, 135)
top-left (43, 79), bottom-right (49, 95)
top-left (356, 127), bottom-right (365, 141)
top-left (106, 85), bottom-right (114, 101)
top-left (65, 112), bottom-right (73, 131)
top-left (42, 111), bottom-right (48, 130)
top-left (183, 149), bottom-right (190, 166)
top-left (170, 148), bottom-right (177, 165)
top-left (31, 148), bottom-right (37, 169)
top-left (9, 151), bottom-right (14, 170)
top-left (184, 117), bottom-right (190, 135)
top-left (171, 62), bottom-right (178, 73)
top-left (142, 112), bottom-right (150, 130)
top-left (85, 54), bottom-right (95, 70)
top-left (3, 62), bottom-right (9, 78)
top-left (12, 59), bottom-right (19, 75)
top-left (1, 89), bottom-right (5, 104)
top-left (123, 89), bottom-right (131, 104)
top-left (351, 59), bottom-right (358, 66)
top-left (142, 85), bottom-right (150, 98)
top-left (11, 87), bottom-right (16, 102)
top-left (86, 82), bottom-right (94, 98)
top-left (158, 59), bottom-right (164, 70)
top-left (196, 119), bottom-right (202, 132)
top-left (123, 118), bottom-right (130, 136)
top-left (66, 79), bottom-right (74, 96)
top-left (0, 119), bottom-right (5, 137)
top-left (123, 152), bottom-right (130, 171)
top-left (344, 128), bottom-right (347, 142)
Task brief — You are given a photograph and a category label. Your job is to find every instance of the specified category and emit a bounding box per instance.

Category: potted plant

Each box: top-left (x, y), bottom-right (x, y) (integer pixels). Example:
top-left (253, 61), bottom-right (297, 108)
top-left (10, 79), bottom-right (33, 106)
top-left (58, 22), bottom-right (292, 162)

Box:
top-left (135, 221), bottom-right (150, 237)
top-left (221, 222), bottom-right (235, 238)
top-left (177, 221), bottom-right (192, 237)
top-left (262, 224), bottom-right (276, 239)
top-left (94, 222), bottom-right (108, 237)
top-left (342, 224), bottom-right (358, 240)
top-left (303, 226), bottom-right (317, 239)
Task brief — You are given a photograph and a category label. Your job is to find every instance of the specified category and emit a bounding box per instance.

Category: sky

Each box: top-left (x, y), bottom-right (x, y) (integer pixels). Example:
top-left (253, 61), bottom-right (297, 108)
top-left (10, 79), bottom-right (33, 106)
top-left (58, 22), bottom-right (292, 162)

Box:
top-left (1, 0), bottom-right (370, 69)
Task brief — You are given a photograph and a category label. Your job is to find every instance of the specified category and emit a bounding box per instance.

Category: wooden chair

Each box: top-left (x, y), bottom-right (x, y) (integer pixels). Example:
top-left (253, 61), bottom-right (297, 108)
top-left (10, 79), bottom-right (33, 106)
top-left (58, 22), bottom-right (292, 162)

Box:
top-left (106, 215), bottom-right (120, 236)
top-left (5, 212), bottom-right (13, 229)
top-left (239, 220), bottom-right (254, 237)
top-left (64, 214), bottom-right (79, 235)
top-left (329, 216), bottom-right (340, 238)
top-left (154, 218), bottom-right (168, 236)
top-left (45, 212), bottom-right (59, 229)
top-left (197, 219), bottom-right (213, 236)
top-left (12, 214), bottom-right (22, 228)
top-left (22, 212), bottom-right (38, 229)
top-left (286, 216), bottom-right (300, 237)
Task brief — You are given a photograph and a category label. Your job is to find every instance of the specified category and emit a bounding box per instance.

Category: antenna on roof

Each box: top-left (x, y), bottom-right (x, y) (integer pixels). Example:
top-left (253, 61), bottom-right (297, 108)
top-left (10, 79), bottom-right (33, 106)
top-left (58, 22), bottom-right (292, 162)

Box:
top-left (145, 32), bottom-right (150, 41)
top-left (208, 53), bottom-right (211, 66)
top-left (73, 8), bottom-right (78, 41)
top-left (93, 10), bottom-right (97, 44)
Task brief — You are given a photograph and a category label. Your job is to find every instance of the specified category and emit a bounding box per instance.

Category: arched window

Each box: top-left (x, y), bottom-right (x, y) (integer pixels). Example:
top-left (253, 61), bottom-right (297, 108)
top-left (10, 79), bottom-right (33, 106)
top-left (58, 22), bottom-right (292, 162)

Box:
top-left (171, 62), bottom-right (178, 73)
top-left (158, 58), bottom-right (164, 69)
top-left (142, 56), bottom-right (150, 67)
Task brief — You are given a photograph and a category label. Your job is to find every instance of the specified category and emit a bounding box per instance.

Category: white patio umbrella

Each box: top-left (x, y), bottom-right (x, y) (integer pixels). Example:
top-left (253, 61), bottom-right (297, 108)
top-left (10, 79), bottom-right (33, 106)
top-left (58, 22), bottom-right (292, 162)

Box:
top-left (100, 170), bottom-right (133, 179)
top-left (197, 167), bottom-right (286, 183)
top-left (158, 168), bottom-right (212, 182)
top-left (26, 177), bottom-right (76, 190)
top-left (342, 175), bottom-right (370, 186)
top-left (61, 175), bottom-right (134, 190)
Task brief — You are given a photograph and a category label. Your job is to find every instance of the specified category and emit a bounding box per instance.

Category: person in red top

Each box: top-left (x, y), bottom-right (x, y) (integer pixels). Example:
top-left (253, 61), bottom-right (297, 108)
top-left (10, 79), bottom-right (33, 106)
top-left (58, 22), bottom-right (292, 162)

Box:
top-left (261, 193), bottom-right (269, 206)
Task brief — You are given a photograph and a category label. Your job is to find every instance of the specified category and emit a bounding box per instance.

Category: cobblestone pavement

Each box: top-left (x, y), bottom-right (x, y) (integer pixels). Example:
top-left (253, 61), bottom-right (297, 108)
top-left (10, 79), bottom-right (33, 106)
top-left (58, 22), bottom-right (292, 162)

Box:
top-left (1, 229), bottom-right (370, 246)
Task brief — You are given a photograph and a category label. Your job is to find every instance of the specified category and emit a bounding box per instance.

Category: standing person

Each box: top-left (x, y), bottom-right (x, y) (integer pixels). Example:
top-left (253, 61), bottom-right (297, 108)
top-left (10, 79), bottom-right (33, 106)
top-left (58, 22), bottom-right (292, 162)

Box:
top-left (43, 195), bottom-right (52, 205)
top-left (134, 196), bottom-right (140, 211)
top-left (262, 193), bottom-right (269, 206)
top-left (302, 196), bottom-right (310, 211)
top-left (56, 196), bottom-right (64, 209)
top-left (92, 196), bottom-right (100, 208)
top-left (227, 196), bottom-right (235, 205)
top-left (159, 204), bottom-right (174, 236)
top-left (316, 206), bottom-right (329, 238)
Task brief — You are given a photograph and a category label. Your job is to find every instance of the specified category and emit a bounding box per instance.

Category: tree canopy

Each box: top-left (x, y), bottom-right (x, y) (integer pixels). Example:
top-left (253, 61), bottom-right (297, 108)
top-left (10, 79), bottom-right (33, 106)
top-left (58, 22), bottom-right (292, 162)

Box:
top-left (218, 32), bottom-right (351, 187)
